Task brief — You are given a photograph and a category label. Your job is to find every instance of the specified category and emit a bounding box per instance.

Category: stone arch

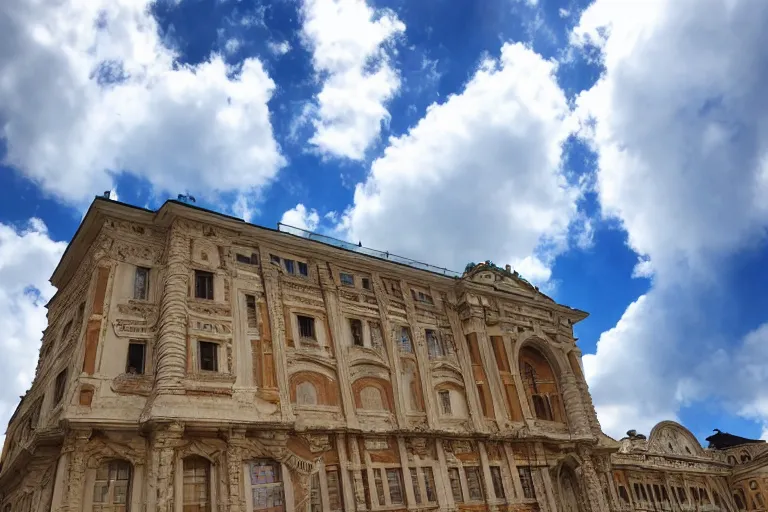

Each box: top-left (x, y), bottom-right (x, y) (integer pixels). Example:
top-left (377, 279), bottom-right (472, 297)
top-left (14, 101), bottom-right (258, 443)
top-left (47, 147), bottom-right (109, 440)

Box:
top-left (289, 370), bottom-right (339, 406)
top-left (351, 377), bottom-right (394, 411)
top-left (177, 439), bottom-right (225, 466)
top-left (515, 335), bottom-right (568, 377)
top-left (85, 438), bottom-right (144, 469)
top-left (555, 461), bottom-right (587, 512)
top-left (648, 421), bottom-right (704, 457)
top-left (518, 344), bottom-right (566, 423)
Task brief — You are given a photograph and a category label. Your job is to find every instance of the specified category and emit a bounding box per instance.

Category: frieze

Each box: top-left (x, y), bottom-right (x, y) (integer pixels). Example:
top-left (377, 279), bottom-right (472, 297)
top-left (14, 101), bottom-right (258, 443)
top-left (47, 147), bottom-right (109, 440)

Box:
top-left (113, 240), bottom-right (163, 264)
top-left (364, 439), bottom-right (390, 451)
top-left (112, 319), bottom-right (154, 338)
top-left (117, 300), bottom-right (159, 319)
top-left (188, 317), bottom-right (233, 336)
top-left (301, 434), bottom-right (332, 454)
top-left (339, 290), bottom-right (361, 303)
top-left (282, 280), bottom-right (321, 295)
top-left (611, 454), bottom-right (730, 474)
top-left (285, 295), bottom-right (326, 310)
top-left (187, 300), bottom-right (232, 317)
top-left (111, 374), bottom-right (153, 396)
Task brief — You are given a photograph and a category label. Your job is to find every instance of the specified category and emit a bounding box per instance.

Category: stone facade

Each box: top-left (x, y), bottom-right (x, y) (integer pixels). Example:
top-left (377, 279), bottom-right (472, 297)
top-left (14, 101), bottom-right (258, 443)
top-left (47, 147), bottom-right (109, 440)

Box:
top-left (0, 197), bottom-right (764, 512)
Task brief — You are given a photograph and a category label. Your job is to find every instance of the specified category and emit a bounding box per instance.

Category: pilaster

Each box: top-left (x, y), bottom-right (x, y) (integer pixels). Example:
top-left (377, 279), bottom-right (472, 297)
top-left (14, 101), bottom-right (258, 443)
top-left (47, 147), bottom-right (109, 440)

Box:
top-left (318, 264), bottom-right (358, 429)
top-left (58, 429), bottom-right (91, 512)
top-left (561, 369), bottom-right (591, 438)
top-left (435, 439), bottom-right (455, 510)
top-left (397, 437), bottom-right (417, 507)
top-left (372, 272), bottom-right (406, 428)
top-left (348, 436), bottom-right (366, 510)
top-left (150, 422), bottom-right (184, 512)
top-left (473, 322), bottom-right (510, 426)
top-left (578, 446), bottom-right (611, 512)
top-left (226, 428), bottom-right (246, 512)
top-left (336, 433), bottom-right (356, 512)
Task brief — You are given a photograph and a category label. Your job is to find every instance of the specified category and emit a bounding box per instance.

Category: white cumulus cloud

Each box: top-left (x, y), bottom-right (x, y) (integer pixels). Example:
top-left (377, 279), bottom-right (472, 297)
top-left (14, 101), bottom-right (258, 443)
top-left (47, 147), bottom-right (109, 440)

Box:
top-left (0, 0), bottom-right (285, 205)
top-left (281, 204), bottom-right (321, 232)
top-left (300, 0), bottom-right (405, 160)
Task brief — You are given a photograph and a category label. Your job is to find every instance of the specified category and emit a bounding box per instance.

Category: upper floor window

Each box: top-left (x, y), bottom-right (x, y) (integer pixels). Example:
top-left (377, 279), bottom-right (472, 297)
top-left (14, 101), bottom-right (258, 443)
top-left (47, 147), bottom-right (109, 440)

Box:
top-left (269, 254), bottom-right (308, 277)
top-left (245, 295), bottom-right (258, 329)
top-left (411, 288), bottom-right (434, 305)
top-left (426, 329), bottom-right (445, 358)
top-left (236, 252), bottom-right (258, 265)
top-left (438, 390), bottom-right (452, 415)
top-left (297, 315), bottom-right (316, 341)
top-left (298, 262), bottom-right (309, 276)
top-left (349, 319), bottom-right (363, 346)
top-left (93, 459), bottom-right (131, 509)
top-left (54, 369), bottom-right (67, 405)
top-left (126, 341), bottom-right (146, 374)
top-left (340, 272), bottom-right (355, 287)
top-left (284, 259), bottom-right (295, 274)
top-left (399, 327), bottom-right (412, 353)
top-left (361, 277), bottom-right (371, 290)
top-left (199, 341), bottom-right (218, 372)
top-left (134, 266), bottom-right (150, 300)
top-left (194, 270), bottom-right (214, 300)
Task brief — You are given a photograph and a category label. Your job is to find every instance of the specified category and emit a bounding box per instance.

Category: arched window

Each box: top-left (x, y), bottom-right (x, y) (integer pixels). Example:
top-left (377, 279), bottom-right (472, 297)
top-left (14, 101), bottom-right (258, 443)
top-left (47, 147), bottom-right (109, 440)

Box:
top-left (296, 381), bottom-right (318, 405)
top-left (248, 460), bottom-right (285, 511)
top-left (360, 386), bottom-right (384, 410)
top-left (92, 460), bottom-right (131, 511)
top-left (519, 347), bottom-right (564, 423)
top-left (728, 455), bottom-right (738, 465)
top-left (183, 456), bottom-right (211, 512)
top-left (735, 489), bottom-right (747, 511)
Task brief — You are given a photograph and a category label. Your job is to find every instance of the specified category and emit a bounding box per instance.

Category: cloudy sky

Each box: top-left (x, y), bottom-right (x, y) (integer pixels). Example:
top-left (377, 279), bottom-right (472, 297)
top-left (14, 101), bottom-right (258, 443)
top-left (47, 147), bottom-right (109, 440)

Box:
top-left (2, 0), bottom-right (768, 444)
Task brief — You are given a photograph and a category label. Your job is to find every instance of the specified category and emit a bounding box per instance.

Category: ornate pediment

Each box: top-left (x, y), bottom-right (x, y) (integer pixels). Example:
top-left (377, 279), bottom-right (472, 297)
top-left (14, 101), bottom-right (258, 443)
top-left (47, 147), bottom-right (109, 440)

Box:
top-left (462, 261), bottom-right (542, 297)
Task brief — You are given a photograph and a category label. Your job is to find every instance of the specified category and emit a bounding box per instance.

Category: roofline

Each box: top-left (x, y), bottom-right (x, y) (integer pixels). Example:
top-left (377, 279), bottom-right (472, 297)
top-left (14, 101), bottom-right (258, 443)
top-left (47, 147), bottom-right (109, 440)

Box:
top-left (50, 197), bottom-right (590, 321)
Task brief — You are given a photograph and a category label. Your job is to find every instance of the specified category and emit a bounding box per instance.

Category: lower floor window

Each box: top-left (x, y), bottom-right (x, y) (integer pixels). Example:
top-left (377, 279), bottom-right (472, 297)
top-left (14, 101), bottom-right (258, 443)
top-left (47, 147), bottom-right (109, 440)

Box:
top-left (465, 466), bottom-right (484, 501)
top-left (449, 467), bottom-right (464, 503)
top-left (249, 460), bottom-right (284, 511)
top-left (183, 456), bottom-right (211, 512)
top-left (518, 467), bottom-right (536, 500)
top-left (490, 466), bottom-right (505, 499)
top-left (93, 460), bottom-right (131, 512)
top-left (386, 468), bottom-right (404, 504)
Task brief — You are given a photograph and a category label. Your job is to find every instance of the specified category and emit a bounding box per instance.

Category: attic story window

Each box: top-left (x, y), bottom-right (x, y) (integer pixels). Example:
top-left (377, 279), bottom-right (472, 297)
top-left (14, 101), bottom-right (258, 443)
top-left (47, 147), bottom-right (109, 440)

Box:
top-left (270, 254), bottom-right (281, 265)
top-left (194, 270), bottom-right (214, 300)
top-left (350, 319), bottom-right (363, 346)
top-left (298, 262), bottom-right (308, 276)
top-left (236, 253), bottom-right (258, 265)
top-left (361, 278), bottom-right (371, 290)
top-left (340, 273), bottom-right (354, 287)
top-left (284, 259), bottom-right (295, 274)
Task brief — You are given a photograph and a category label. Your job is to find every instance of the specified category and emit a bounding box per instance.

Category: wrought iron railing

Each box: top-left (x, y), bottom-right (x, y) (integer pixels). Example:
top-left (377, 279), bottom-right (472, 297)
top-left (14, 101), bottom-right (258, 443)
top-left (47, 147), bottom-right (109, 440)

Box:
top-left (277, 223), bottom-right (461, 278)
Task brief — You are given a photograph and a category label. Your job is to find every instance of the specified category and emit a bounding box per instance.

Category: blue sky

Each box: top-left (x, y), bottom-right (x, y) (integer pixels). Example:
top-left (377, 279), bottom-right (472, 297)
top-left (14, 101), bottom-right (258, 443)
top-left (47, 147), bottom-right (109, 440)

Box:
top-left (2, 0), bottom-right (768, 444)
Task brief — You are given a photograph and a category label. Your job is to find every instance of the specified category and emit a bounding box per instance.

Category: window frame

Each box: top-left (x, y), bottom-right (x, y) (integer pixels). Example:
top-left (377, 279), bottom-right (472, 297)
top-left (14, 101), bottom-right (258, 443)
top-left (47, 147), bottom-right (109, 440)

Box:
top-left (518, 466), bottom-right (535, 500)
top-left (198, 341), bottom-right (219, 372)
top-left (92, 459), bottom-right (132, 510)
top-left (247, 459), bottom-right (285, 512)
top-left (134, 266), bottom-right (150, 300)
top-left (126, 341), bottom-right (146, 374)
top-left (194, 270), bottom-right (214, 300)
top-left (490, 466), bottom-right (505, 500)
top-left (465, 466), bottom-right (484, 501)
top-left (54, 369), bottom-right (67, 405)
top-left (182, 456), bottom-right (211, 512)
top-left (339, 272), bottom-right (355, 287)
top-left (349, 318), bottom-right (364, 346)
top-left (438, 390), bottom-right (452, 415)
top-left (297, 315), bottom-right (317, 341)
top-left (448, 467), bottom-right (464, 503)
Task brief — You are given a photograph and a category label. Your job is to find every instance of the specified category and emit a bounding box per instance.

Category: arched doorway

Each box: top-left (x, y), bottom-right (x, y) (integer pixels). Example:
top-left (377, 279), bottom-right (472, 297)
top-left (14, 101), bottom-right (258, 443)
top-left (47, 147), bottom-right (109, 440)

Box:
top-left (557, 465), bottom-right (585, 512)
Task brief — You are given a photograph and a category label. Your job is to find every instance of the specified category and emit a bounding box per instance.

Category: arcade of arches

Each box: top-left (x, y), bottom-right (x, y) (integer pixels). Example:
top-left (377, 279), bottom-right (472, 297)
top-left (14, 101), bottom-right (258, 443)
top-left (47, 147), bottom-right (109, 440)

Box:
top-left (0, 198), bottom-right (766, 512)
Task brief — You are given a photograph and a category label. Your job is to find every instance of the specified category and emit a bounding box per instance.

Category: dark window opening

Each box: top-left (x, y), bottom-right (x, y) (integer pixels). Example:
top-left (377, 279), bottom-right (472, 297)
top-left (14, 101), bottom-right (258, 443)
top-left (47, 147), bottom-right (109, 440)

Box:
top-left (653, 485), bottom-right (662, 502)
top-left (423, 467), bottom-right (436, 502)
top-left (134, 266), bottom-right (149, 300)
top-left (410, 468), bottom-right (421, 504)
top-left (126, 341), bottom-right (146, 374)
top-left (735, 493), bottom-right (746, 511)
top-left (439, 390), bottom-right (451, 415)
top-left (54, 369), bottom-right (67, 405)
top-left (662, 486), bottom-right (670, 502)
top-left (270, 254), bottom-right (281, 265)
top-left (490, 466), bottom-right (505, 499)
top-left (386, 468), bottom-right (403, 504)
top-left (245, 295), bottom-right (258, 329)
top-left (236, 253), bottom-right (258, 265)
top-left (199, 341), bottom-right (218, 371)
top-left (194, 270), bottom-right (214, 300)
top-left (634, 484), bottom-right (642, 500)
top-left (284, 259), bottom-right (295, 274)
top-left (677, 487), bottom-right (687, 503)
top-left (361, 278), bottom-right (371, 290)
top-left (340, 273), bottom-right (354, 287)
top-left (518, 467), bottom-right (535, 499)
top-left (619, 486), bottom-right (630, 504)
top-left (640, 485), bottom-right (648, 501)
top-left (298, 262), bottom-right (308, 276)
top-left (298, 315), bottom-right (316, 340)
top-left (350, 319), bottom-right (363, 346)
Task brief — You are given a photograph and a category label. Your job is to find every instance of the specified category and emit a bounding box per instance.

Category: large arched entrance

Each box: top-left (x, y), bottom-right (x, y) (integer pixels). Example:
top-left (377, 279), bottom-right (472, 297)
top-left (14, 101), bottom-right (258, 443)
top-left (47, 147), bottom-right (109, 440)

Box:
top-left (557, 464), bottom-right (586, 512)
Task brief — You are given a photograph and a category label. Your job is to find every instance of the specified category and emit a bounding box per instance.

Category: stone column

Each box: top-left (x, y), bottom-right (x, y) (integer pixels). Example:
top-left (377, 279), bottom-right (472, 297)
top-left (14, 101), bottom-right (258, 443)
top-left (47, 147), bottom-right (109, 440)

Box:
top-left (336, 434), bottom-right (355, 512)
top-left (503, 444), bottom-right (525, 500)
top-left (397, 438), bottom-right (417, 507)
top-left (568, 348), bottom-right (603, 438)
top-left (444, 291), bottom-right (486, 431)
top-left (154, 221), bottom-right (190, 392)
top-left (259, 263), bottom-right (295, 422)
top-left (435, 439), bottom-right (455, 510)
top-left (372, 272), bottom-right (406, 428)
top-left (479, 442), bottom-right (497, 502)
top-left (533, 468), bottom-right (553, 512)
top-left (348, 436), bottom-right (366, 510)
top-left (561, 368), bottom-right (591, 438)
top-left (226, 428), bottom-right (246, 512)
top-left (58, 429), bottom-right (91, 512)
top-left (578, 447), bottom-right (611, 512)
top-left (150, 423), bottom-right (184, 512)
top-left (318, 264), bottom-right (358, 428)
top-left (400, 279), bottom-right (438, 429)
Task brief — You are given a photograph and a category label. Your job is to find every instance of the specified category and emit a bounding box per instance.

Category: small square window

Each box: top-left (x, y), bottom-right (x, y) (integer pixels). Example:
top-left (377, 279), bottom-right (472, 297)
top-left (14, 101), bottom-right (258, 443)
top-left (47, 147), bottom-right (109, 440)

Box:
top-left (361, 277), bottom-right (371, 290)
top-left (194, 270), bottom-right (214, 300)
top-left (126, 341), bottom-right (146, 374)
top-left (340, 273), bottom-right (354, 287)
top-left (297, 315), bottom-right (316, 340)
top-left (284, 259), bottom-right (295, 274)
top-left (134, 266), bottom-right (150, 300)
top-left (298, 262), bottom-right (308, 276)
top-left (199, 341), bottom-right (218, 372)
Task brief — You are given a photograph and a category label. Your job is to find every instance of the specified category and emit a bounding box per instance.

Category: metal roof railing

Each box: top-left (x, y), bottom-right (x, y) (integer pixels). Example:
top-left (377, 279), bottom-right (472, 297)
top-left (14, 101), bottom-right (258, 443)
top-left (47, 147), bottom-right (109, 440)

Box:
top-left (277, 223), bottom-right (462, 278)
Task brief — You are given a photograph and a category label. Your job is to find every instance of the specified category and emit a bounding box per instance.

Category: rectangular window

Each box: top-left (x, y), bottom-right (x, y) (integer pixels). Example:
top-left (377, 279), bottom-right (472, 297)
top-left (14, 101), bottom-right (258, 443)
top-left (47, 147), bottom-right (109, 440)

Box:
top-left (199, 341), bottom-right (218, 372)
top-left (361, 277), bottom-right (371, 290)
top-left (386, 468), bottom-right (404, 504)
top-left (410, 468), bottom-right (422, 503)
top-left (449, 468), bottom-right (463, 503)
top-left (126, 341), bottom-right (146, 374)
top-left (349, 319), bottom-right (363, 346)
top-left (423, 467), bottom-right (436, 502)
top-left (284, 259), bottom-right (295, 274)
top-left (374, 469), bottom-right (386, 506)
top-left (134, 266), bottom-right (149, 300)
top-left (183, 457), bottom-right (211, 512)
top-left (677, 487), bottom-right (687, 504)
top-left (194, 270), bottom-right (214, 300)
top-left (326, 468), bottom-right (343, 511)
top-left (270, 254), bottom-right (281, 265)
top-left (654, 485), bottom-right (662, 502)
top-left (298, 262), bottom-right (309, 276)
top-left (465, 466), bottom-right (484, 501)
top-left (54, 369), bottom-right (67, 405)
top-left (439, 390), bottom-right (452, 415)
top-left (340, 272), bottom-right (355, 287)
top-left (298, 315), bottom-right (316, 340)
top-left (619, 486), bottom-right (630, 503)
top-left (490, 466), bottom-right (505, 499)
top-left (518, 467), bottom-right (535, 499)
top-left (399, 326), bottom-right (412, 352)
top-left (634, 483), bottom-right (642, 500)
top-left (245, 295), bottom-right (258, 329)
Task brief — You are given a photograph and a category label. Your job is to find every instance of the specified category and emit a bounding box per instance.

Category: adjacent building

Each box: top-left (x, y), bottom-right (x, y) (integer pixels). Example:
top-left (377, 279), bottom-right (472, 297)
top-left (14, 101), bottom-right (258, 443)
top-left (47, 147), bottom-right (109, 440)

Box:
top-left (0, 197), bottom-right (766, 512)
